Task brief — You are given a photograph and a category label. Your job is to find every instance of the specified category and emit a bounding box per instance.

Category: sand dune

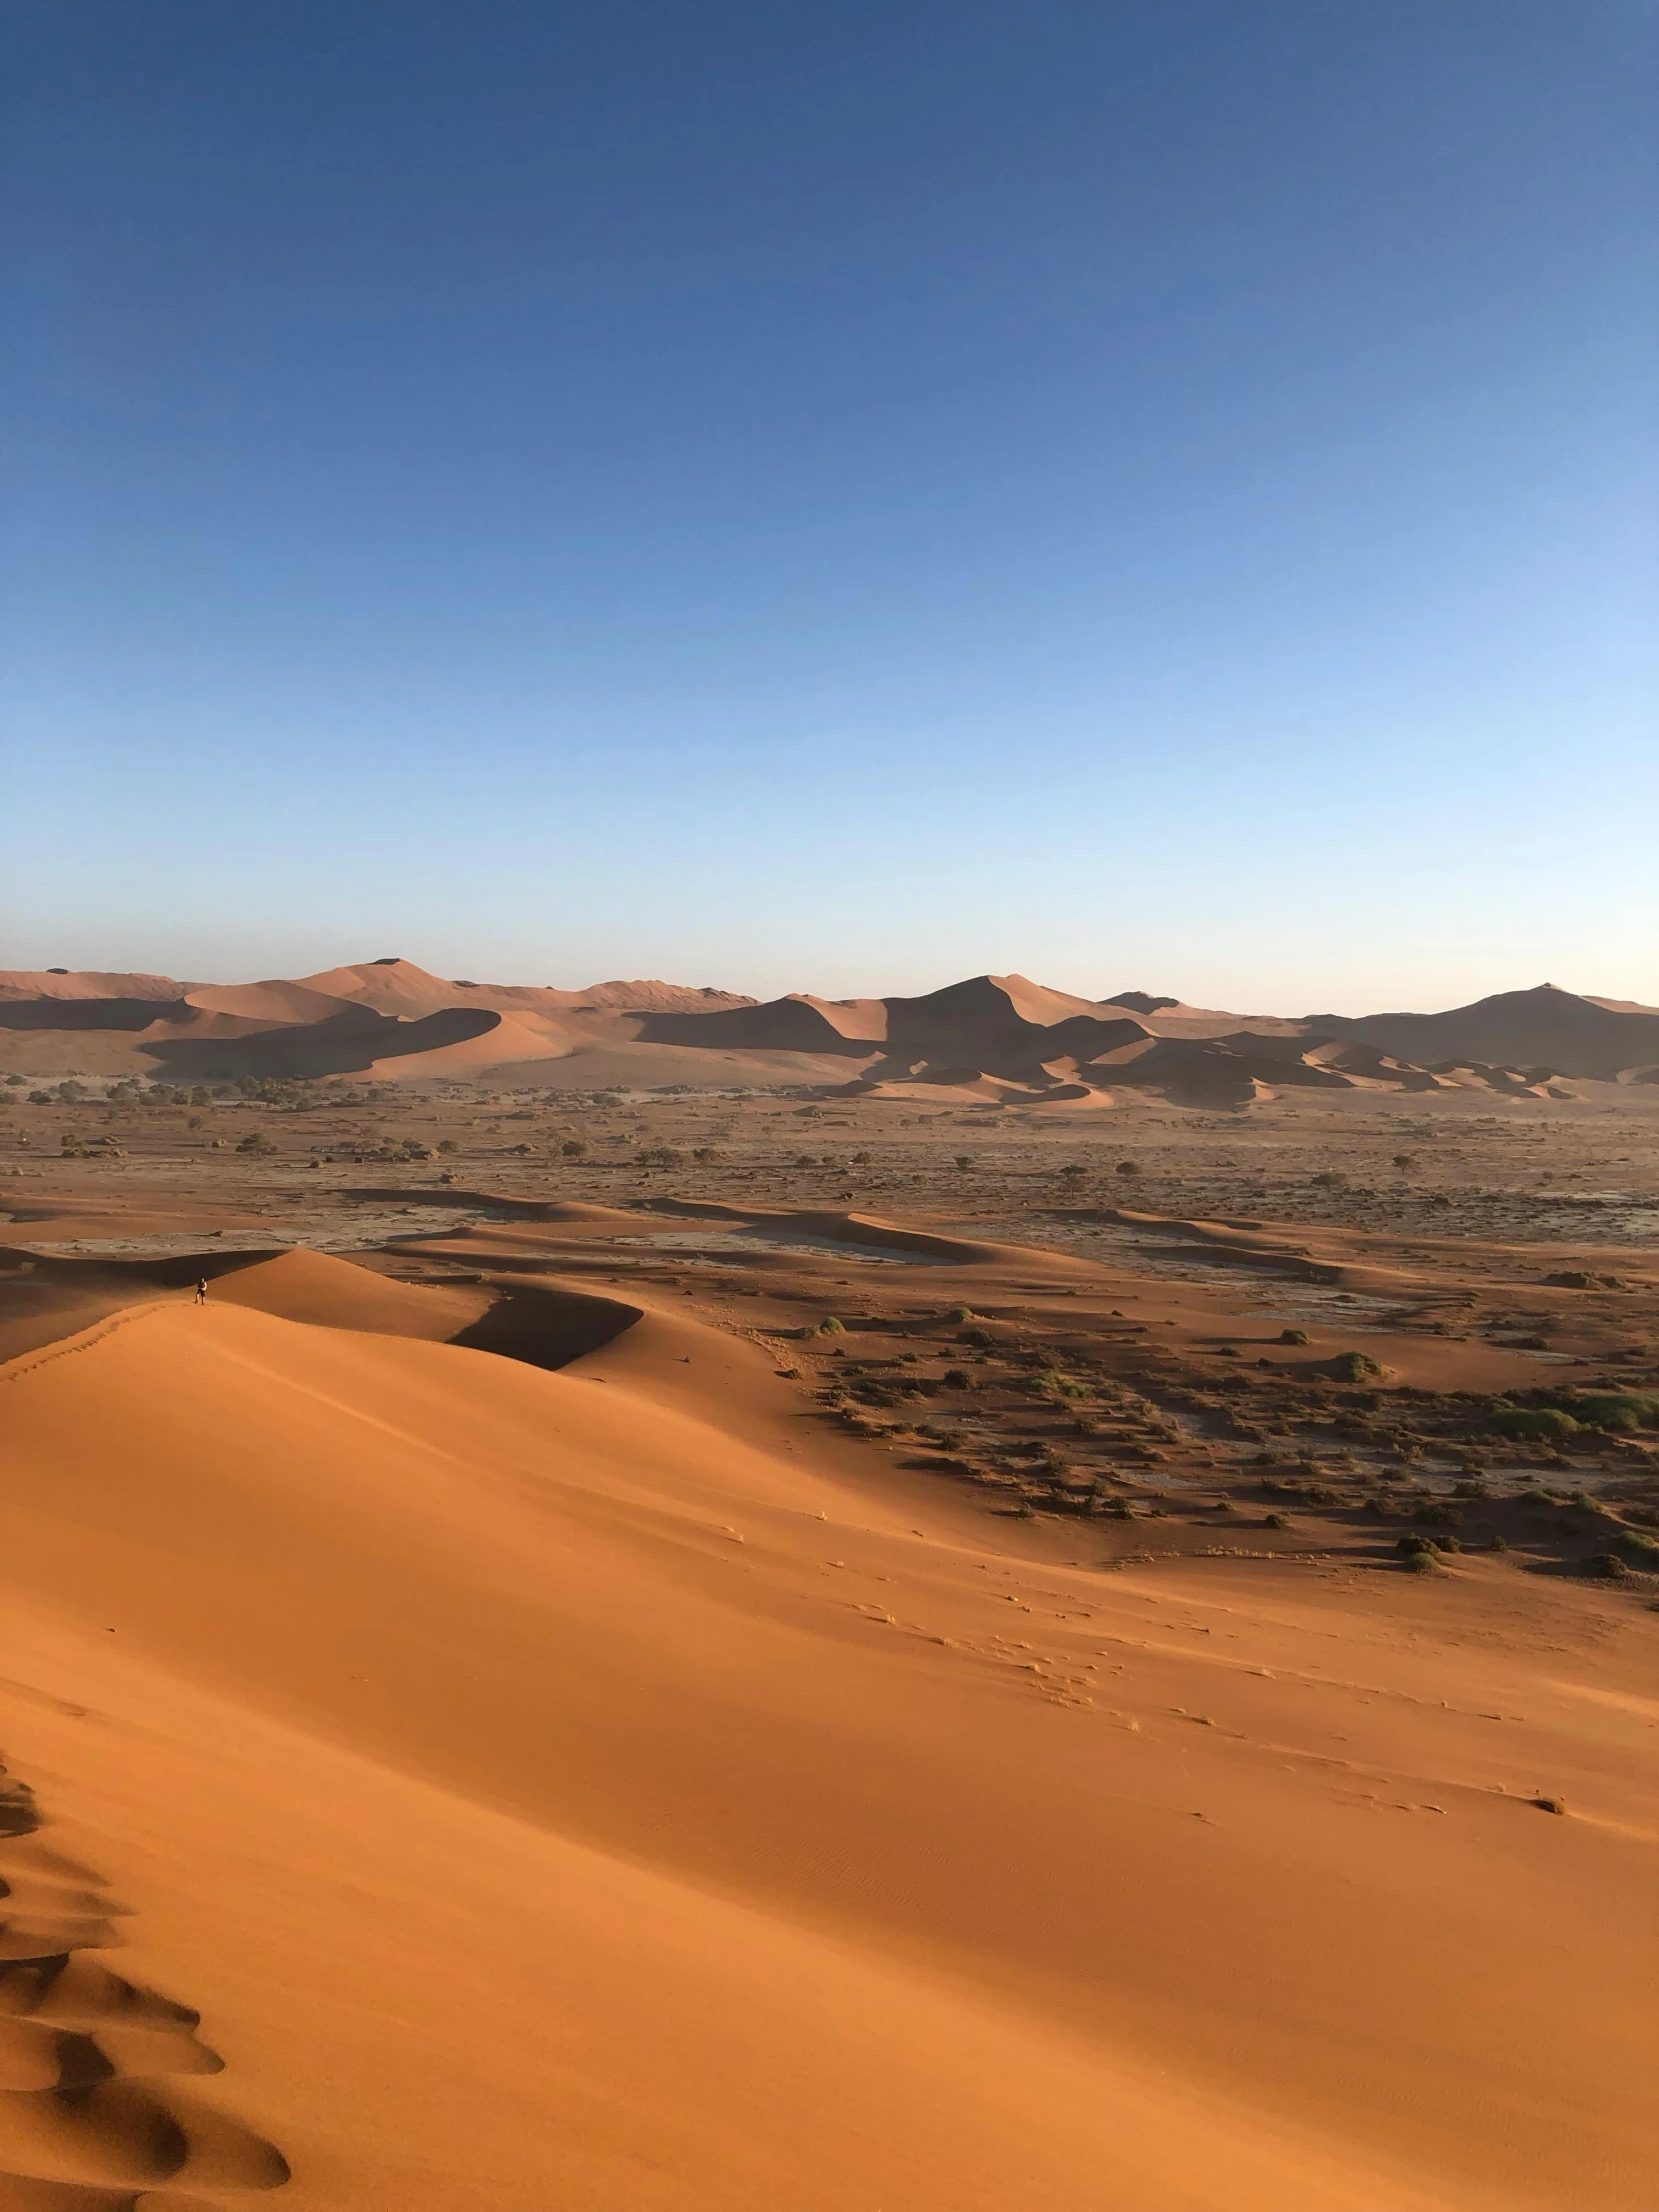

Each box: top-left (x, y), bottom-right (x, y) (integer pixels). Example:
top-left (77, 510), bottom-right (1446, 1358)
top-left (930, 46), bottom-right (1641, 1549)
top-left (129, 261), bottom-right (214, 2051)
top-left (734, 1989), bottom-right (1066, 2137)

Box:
top-left (0, 1250), bottom-right (1653, 2208)
top-left (5, 961), bottom-right (1655, 1099)
top-left (1313, 983), bottom-right (1659, 1084)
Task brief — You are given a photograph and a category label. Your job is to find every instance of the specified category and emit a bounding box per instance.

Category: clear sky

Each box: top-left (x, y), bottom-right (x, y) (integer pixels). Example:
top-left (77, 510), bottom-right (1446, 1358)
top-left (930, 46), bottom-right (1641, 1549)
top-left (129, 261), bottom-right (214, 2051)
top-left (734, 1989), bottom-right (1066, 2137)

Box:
top-left (3, 1), bottom-right (1654, 1012)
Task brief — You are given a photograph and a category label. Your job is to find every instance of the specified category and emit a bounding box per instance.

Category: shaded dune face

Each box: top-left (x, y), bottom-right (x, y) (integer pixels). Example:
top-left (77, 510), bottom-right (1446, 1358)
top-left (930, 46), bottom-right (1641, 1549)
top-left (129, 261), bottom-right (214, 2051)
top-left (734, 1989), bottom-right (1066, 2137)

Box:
top-left (0, 1001), bottom-right (195, 1034)
top-left (142, 1006), bottom-right (503, 1081)
top-left (1320, 987), bottom-right (1659, 1083)
top-left (0, 1243), bottom-right (1652, 2210)
top-left (4, 963), bottom-right (1657, 1093)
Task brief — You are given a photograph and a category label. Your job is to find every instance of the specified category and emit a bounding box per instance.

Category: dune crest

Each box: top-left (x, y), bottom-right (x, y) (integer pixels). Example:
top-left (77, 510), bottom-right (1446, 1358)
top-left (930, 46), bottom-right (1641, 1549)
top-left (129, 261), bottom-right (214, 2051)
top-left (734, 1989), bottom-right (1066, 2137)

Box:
top-left (5, 961), bottom-right (1653, 1099)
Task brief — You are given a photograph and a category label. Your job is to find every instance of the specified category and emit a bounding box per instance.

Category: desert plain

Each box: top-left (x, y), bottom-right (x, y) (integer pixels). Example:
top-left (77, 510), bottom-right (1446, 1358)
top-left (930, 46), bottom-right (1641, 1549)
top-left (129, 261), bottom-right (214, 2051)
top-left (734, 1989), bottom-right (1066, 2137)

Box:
top-left (0, 959), bottom-right (1656, 2211)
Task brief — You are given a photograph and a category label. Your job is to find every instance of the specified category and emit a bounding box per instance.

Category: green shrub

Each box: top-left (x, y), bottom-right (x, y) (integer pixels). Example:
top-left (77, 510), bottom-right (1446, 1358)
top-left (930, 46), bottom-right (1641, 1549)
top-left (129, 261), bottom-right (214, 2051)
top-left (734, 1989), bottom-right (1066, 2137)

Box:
top-left (1491, 1404), bottom-right (1579, 1442)
top-left (1279, 1328), bottom-right (1308, 1346)
top-left (1330, 1351), bottom-right (1382, 1382)
top-left (814, 1315), bottom-right (846, 1337)
top-left (1573, 1392), bottom-right (1659, 1433)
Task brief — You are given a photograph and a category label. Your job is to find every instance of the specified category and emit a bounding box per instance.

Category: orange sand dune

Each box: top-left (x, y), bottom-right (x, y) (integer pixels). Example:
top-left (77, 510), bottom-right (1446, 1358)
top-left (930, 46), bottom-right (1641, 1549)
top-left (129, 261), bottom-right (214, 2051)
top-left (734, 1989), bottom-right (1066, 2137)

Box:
top-left (0, 1259), bottom-right (1654, 2209)
top-left (8, 960), bottom-right (1658, 1093)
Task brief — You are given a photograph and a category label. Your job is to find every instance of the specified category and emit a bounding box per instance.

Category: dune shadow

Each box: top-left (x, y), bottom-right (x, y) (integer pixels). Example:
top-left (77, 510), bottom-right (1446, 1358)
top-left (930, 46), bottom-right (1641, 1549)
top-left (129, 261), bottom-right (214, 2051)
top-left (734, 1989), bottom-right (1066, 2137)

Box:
top-left (142, 1005), bottom-right (501, 1081)
top-left (449, 1282), bottom-right (643, 1372)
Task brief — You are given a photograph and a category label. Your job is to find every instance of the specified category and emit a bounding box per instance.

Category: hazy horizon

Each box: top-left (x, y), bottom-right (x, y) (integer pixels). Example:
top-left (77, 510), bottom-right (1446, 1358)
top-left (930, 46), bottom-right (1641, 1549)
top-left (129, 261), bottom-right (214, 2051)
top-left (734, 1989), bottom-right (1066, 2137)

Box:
top-left (5, 944), bottom-right (1652, 1025)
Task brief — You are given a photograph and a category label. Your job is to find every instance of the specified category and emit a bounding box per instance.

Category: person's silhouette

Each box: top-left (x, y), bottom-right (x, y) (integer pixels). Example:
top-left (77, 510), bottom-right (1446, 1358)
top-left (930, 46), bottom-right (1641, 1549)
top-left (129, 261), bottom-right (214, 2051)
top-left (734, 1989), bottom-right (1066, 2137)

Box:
top-left (194, 1277), bottom-right (208, 1306)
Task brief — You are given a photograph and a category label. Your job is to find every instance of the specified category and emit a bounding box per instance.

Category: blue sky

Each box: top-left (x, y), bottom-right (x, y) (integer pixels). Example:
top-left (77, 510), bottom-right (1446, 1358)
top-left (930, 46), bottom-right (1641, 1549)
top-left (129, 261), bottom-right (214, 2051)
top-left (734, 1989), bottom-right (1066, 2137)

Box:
top-left (3, 0), bottom-right (1654, 1010)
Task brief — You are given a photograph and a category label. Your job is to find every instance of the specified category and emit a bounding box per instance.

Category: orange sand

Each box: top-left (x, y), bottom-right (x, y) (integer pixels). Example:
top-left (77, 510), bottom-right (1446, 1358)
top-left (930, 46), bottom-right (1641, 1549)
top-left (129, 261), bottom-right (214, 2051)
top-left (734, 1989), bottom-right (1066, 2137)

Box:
top-left (0, 1254), bottom-right (1653, 2208)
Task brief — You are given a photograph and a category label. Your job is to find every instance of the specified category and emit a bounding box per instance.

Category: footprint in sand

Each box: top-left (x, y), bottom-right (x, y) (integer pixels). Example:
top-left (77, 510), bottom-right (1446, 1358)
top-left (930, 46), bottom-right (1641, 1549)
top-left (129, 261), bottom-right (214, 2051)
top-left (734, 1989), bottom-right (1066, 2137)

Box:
top-left (0, 1758), bottom-right (289, 2209)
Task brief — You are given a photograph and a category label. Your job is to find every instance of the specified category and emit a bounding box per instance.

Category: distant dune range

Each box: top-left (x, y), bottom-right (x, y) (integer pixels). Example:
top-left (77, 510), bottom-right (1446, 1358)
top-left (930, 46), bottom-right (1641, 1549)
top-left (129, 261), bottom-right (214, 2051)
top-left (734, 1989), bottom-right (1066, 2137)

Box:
top-left (3, 959), bottom-right (1658, 1101)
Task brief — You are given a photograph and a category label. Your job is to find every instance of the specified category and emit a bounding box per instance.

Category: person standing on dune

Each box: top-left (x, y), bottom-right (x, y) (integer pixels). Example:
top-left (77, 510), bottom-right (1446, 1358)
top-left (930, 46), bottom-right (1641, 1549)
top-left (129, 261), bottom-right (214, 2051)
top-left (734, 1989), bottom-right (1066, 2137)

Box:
top-left (195, 1277), bottom-right (208, 1305)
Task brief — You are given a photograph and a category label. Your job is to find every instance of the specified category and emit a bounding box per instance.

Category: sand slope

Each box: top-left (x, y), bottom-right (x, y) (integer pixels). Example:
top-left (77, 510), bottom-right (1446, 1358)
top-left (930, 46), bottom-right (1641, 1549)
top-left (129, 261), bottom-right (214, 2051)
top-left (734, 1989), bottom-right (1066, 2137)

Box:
top-left (0, 1257), bottom-right (1654, 2209)
top-left (7, 962), bottom-right (1655, 1093)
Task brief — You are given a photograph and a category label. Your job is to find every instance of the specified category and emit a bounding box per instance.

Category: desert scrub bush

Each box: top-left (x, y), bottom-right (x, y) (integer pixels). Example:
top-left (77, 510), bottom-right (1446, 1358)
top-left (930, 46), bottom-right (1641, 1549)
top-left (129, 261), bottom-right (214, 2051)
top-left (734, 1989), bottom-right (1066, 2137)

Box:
top-left (1491, 1404), bottom-right (1580, 1442)
top-left (1573, 1392), bottom-right (1659, 1433)
top-left (1397, 1533), bottom-right (1452, 1568)
top-left (1583, 1552), bottom-right (1631, 1580)
top-left (1279, 1328), bottom-right (1308, 1346)
top-left (1610, 1528), bottom-right (1659, 1568)
top-left (941, 1367), bottom-right (975, 1390)
top-left (1413, 1501), bottom-right (1463, 1528)
top-left (1330, 1352), bottom-right (1382, 1382)
top-left (1027, 1369), bottom-right (1087, 1401)
top-left (635, 1144), bottom-right (683, 1168)
top-left (813, 1315), bottom-right (846, 1338)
